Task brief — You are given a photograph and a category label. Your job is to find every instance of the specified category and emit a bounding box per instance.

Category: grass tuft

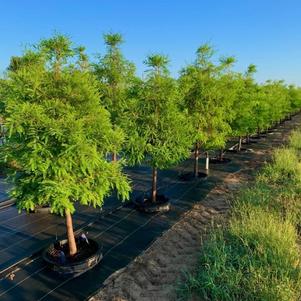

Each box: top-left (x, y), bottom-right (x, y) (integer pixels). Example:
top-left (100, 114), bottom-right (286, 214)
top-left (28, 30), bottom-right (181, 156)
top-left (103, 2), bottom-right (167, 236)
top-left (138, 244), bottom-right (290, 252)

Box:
top-left (179, 207), bottom-right (301, 301)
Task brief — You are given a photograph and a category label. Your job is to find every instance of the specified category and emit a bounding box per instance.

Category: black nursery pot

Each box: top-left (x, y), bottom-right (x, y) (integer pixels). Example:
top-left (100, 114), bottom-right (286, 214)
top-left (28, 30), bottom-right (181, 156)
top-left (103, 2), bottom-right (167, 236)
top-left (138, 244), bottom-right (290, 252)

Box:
top-left (179, 172), bottom-right (208, 181)
top-left (134, 194), bottom-right (171, 213)
top-left (227, 148), bottom-right (247, 153)
top-left (30, 205), bottom-right (51, 214)
top-left (209, 157), bottom-right (231, 164)
top-left (43, 237), bottom-right (103, 278)
top-left (242, 139), bottom-right (258, 144)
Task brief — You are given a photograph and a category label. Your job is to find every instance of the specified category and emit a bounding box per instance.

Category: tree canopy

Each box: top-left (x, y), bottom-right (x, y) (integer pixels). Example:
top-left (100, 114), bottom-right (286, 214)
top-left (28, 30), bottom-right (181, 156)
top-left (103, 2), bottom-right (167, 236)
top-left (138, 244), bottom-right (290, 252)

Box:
top-left (0, 34), bottom-right (131, 216)
top-left (125, 54), bottom-right (192, 169)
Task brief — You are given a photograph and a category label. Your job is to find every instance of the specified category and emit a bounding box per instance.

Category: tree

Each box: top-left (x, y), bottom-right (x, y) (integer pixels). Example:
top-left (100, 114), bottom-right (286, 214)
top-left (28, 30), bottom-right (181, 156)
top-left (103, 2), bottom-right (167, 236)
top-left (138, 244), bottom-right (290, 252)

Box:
top-left (179, 44), bottom-right (235, 175)
top-left (93, 33), bottom-right (136, 161)
top-left (125, 54), bottom-right (192, 203)
top-left (262, 80), bottom-right (290, 127)
top-left (288, 85), bottom-right (301, 115)
top-left (230, 65), bottom-right (258, 150)
top-left (0, 34), bottom-right (130, 256)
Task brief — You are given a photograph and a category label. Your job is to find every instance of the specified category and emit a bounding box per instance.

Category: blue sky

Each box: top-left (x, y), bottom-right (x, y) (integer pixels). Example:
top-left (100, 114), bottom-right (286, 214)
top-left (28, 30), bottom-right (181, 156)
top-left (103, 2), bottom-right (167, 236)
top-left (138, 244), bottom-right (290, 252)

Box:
top-left (0, 0), bottom-right (300, 84)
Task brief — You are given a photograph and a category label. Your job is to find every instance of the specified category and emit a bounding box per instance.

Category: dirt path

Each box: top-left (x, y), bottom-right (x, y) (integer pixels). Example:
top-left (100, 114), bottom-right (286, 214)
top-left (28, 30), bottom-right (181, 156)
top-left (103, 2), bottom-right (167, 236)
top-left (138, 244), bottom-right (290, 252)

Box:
top-left (90, 117), bottom-right (301, 301)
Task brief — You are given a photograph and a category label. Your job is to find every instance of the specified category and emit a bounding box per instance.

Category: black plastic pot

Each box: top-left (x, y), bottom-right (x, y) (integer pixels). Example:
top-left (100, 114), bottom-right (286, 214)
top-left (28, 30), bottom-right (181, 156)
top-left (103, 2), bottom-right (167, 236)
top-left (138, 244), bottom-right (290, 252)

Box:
top-left (133, 194), bottom-right (170, 213)
top-left (242, 139), bottom-right (258, 144)
top-left (30, 205), bottom-right (51, 214)
top-left (43, 238), bottom-right (103, 278)
top-left (251, 134), bottom-right (266, 140)
top-left (209, 157), bottom-right (231, 164)
top-left (179, 172), bottom-right (208, 181)
top-left (227, 148), bottom-right (247, 153)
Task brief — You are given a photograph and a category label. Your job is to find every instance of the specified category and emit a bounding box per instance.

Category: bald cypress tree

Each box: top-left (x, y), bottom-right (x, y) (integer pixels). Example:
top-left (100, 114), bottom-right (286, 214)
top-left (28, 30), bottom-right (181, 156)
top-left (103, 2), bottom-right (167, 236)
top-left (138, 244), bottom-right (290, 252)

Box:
top-left (1, 34), bottom-right (130, 256)
top-left (179, 44), bottom-right (235, 174)
top-left (230, 65), bottom-right (258, 150)
top-left (94, 33), bottom-right (136, 161)
top-left (125, 54), bottom-right (192, 204)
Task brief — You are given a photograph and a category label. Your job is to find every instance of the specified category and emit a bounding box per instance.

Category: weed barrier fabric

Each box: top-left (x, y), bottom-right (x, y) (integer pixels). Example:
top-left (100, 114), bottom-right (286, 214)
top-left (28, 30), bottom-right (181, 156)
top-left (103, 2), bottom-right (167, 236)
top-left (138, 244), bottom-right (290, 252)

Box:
top-left (0, 174), bottom-right (225, 301)
top-left (1, 114), bottom-right (301, 301)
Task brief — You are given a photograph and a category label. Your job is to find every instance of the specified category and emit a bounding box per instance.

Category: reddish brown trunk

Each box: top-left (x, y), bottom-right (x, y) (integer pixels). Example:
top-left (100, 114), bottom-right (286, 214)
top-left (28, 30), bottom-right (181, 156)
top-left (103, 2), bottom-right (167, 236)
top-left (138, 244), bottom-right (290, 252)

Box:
top-left (65, 209), bottom-right (77, 256)
top-left (247, 134), bottom-right (250, 144)
top-left (151, 167), bottom-right (157, 203)
top-left (219, 149), bottom-right (224, 161)
top-left (238, 136), bottom-right (242, 151)
top-left (194, 142), bottom-right (200, 177)
top-left (112, 152), bottom-right (117, 162)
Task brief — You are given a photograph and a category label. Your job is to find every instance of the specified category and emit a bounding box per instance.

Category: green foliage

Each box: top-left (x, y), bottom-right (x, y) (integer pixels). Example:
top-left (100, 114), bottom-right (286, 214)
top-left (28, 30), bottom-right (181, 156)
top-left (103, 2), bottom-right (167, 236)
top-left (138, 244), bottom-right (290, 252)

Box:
top-left (93, 32), bottom-right (137, 156)
top-left (179, 44), bottom-right (236, 151)
top-left (231, 66), bottom-right (295, 139)
top-left (250, 80), bottom-right (292, 134)
top-left (7, 51), bottom-right (44, 72)
top-left (230, 66), bottom-right (258, 137)
top-left (125, 54), bottom-right (192, 169)
top-left (0, 35), bottom-right (131, 215)
top-left (38, 34), bottom-right (74, 76)
top-left (74, 46), bottom-right (90, 71)
top-left (103, 32), bottom-right (123, 47)
top-left (263, 81), bottom-right (290, 126)
top-left (288, 85), bottom-right (301, 113)
top-left (144, 54), bottom-right (169, 75)
top-left (93, 32), bottom-right (136, 125)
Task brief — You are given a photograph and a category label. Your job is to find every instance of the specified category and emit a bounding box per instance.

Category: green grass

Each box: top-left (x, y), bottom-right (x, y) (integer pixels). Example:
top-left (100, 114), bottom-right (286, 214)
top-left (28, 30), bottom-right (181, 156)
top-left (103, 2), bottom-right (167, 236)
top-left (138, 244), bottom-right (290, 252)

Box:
top-left (178, 130), bottom-right (301, 301)
top-left (235, 180), bottom-right (301, 226)
top-left (289, 130), bottom-right (301, 151)
top-left (258, 147), bottom-right (301, 185)
top-left (178, 206), bottom-right (301, 301)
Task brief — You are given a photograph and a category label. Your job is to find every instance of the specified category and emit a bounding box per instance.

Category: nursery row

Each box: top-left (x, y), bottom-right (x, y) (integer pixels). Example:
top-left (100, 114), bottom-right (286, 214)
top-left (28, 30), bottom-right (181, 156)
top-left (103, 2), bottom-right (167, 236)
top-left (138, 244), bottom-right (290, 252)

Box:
top-left (179, 130), bottom-right (301, 301)
top-left (0, 33), bottom-right (300, 261)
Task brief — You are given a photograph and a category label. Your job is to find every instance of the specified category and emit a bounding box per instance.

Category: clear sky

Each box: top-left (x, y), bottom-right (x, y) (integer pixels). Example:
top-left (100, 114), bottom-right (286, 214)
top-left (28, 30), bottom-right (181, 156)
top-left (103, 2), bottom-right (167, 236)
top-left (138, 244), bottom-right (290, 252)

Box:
top-left (0, 0), bottom-right (300, 84)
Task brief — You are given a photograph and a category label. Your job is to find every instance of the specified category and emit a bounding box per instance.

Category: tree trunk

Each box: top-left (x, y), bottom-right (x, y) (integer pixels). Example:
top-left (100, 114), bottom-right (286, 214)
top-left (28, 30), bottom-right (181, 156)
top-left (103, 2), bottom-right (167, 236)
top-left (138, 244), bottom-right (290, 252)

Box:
top-left (194, 142), bottom-right (200, 178)
top-left (257, 127), bottom-right (260, 138)
top-left (219, 149), bottom-right (224, 161)
top-left (238, 136), bottom-right (242, 151)
top-left (112, 152), bottom-right (117, 162)
top-left (65, 209), bottom-right (77, 256)
top-left (151, 167), bottom-right (158, 203)
top-left (205, 151), bottom-right (209, 171)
